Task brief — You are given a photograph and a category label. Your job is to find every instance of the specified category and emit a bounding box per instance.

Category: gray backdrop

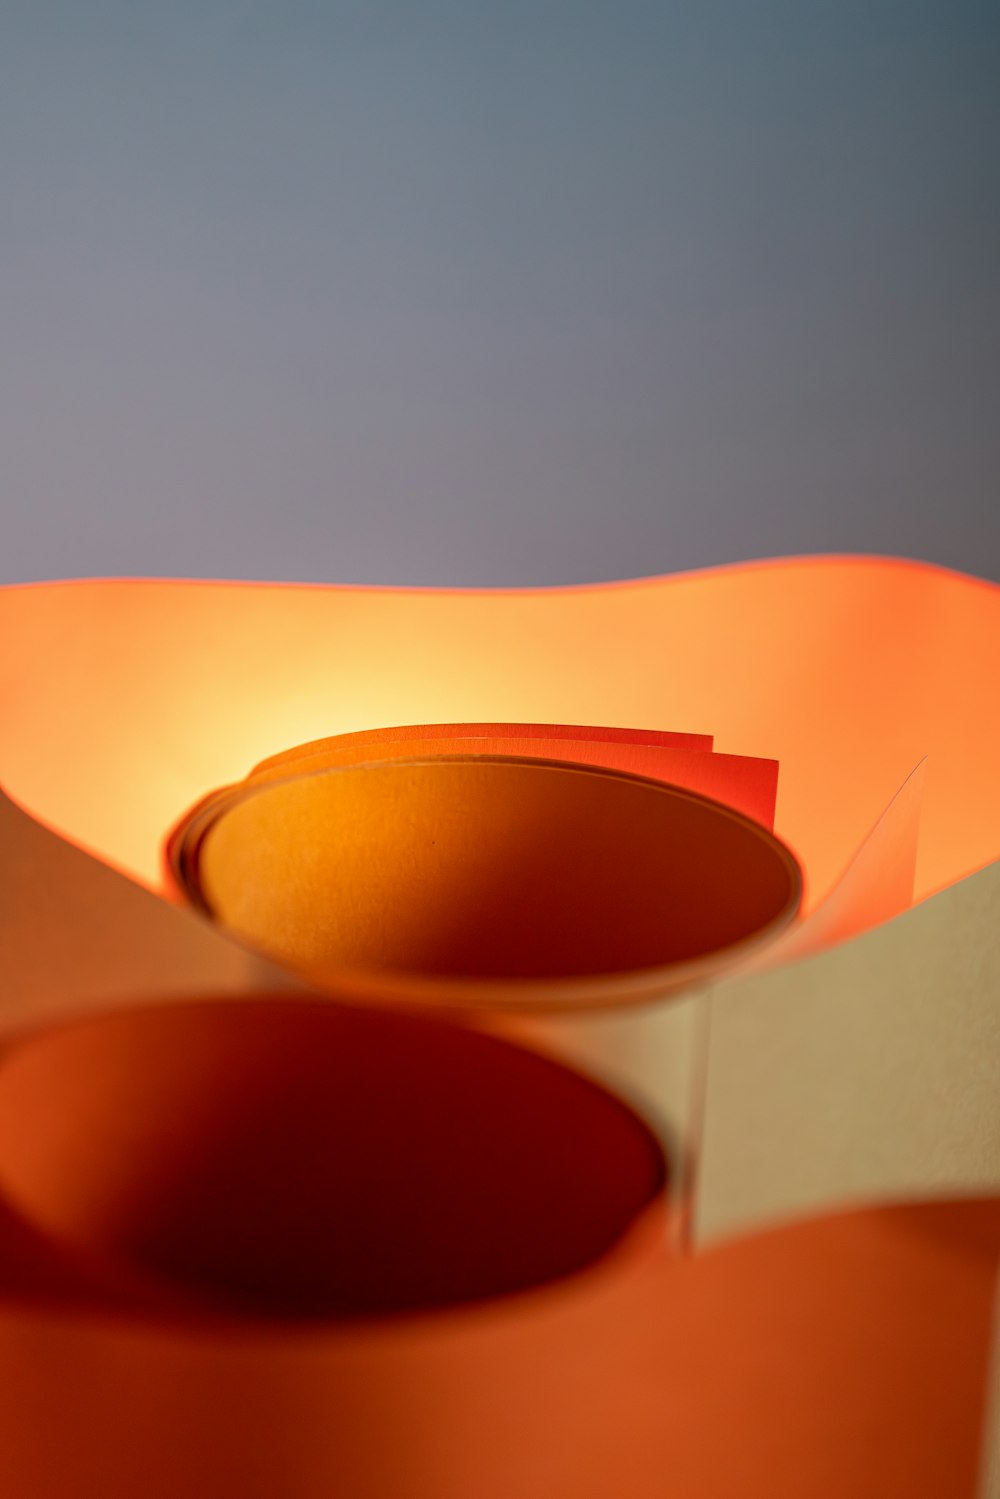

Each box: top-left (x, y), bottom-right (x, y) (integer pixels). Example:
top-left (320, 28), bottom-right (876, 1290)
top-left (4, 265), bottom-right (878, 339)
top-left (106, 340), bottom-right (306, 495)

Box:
top-left (3, 1), bottom-right (998, 587)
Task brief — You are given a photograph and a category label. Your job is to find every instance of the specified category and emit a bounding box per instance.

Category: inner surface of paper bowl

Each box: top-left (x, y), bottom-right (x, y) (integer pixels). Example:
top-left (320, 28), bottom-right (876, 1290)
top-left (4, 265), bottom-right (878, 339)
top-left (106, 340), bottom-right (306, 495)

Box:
top-left (171, 755), bottom-right (801, 1008)
top-left (0, 998), bottom-right (668, 1320)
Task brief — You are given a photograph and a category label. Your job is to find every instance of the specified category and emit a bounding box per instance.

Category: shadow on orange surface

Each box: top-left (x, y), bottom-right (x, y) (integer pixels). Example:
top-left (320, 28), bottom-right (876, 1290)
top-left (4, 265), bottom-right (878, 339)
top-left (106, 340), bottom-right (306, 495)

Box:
top-left (0, 1196), bottom-right (995, 1499)
top-left (0, 997), bottom-right (667, 1321)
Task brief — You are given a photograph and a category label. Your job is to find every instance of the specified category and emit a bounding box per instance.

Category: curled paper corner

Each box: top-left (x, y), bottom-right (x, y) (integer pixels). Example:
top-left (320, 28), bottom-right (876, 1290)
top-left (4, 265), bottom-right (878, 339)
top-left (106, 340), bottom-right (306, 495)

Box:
top-left (754, 755), bottom-right (927, 966)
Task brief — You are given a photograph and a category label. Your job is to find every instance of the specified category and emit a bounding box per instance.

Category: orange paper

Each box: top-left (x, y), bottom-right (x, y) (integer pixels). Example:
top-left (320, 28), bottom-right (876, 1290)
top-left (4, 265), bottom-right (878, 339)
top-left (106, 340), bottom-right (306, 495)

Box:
top-left (2, 555), bottom-right (1000, 1496)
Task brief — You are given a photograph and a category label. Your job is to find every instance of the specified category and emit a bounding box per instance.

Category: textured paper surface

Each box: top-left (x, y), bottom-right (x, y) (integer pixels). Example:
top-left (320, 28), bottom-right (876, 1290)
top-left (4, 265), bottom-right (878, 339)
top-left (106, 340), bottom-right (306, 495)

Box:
top-left (699, 847), bottom-right (1000, 1239)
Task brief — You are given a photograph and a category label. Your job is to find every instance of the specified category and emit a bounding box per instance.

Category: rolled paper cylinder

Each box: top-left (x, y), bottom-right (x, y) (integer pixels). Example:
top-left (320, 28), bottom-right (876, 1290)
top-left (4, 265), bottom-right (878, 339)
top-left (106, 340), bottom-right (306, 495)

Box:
top-left (0, 997), bottom-right (668, 1319)
top-left (6, 768), bottom-right (1000, 1249)
top-left (168, 754), bottom-right (801, 1011)
top-left (2, 560), bottom-right (1000, 1245)
top-left (167, 752), bottom-right (800, 1249)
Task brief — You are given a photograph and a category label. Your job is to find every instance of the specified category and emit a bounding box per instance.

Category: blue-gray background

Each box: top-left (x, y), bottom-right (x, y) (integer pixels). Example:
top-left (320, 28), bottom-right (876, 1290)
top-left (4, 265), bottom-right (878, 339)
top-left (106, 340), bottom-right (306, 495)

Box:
top-left (3, 0), bottom-right (998, 586)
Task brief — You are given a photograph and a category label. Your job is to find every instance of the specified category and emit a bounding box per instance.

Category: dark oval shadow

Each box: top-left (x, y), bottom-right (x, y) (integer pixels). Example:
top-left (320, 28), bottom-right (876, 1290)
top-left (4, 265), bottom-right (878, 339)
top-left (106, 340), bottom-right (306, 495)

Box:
top-left (0, 998), bottom-right (667, 1321)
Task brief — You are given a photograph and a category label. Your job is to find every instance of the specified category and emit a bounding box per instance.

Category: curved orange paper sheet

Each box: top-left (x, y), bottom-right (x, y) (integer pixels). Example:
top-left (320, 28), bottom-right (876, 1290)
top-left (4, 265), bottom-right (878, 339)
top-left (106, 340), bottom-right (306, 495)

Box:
top-left (246, 722), bottom-right (781, 828)
top-left (0, 1196), bottom-right (995, 1499)
top-left (1, 557), bottom-right (998, 929)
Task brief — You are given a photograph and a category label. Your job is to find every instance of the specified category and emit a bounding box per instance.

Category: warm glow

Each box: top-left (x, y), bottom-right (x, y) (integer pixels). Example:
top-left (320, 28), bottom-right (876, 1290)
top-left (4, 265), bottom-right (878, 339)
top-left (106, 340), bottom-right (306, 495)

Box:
top-left (0, 558), bottom-right (997, 930)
